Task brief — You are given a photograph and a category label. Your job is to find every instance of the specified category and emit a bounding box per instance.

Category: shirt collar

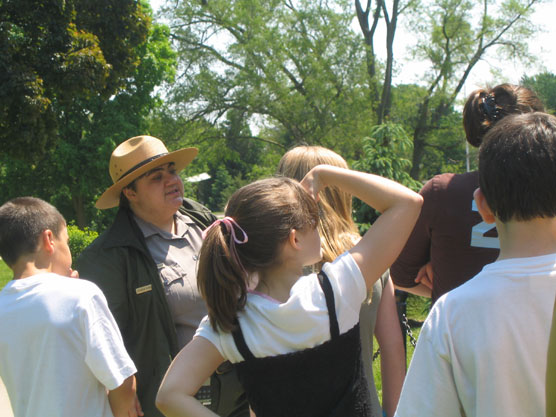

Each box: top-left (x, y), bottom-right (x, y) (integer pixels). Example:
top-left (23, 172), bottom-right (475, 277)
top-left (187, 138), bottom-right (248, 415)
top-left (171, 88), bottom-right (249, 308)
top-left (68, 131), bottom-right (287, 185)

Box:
top-left (133, 211), bottom-right (195, 240)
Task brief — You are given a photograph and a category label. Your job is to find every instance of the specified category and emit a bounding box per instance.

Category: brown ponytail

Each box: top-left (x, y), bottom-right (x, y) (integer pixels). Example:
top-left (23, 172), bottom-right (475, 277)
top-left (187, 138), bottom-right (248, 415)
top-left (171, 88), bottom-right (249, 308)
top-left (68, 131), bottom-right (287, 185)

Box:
top-left (198, 222), bottom-right (249, 333)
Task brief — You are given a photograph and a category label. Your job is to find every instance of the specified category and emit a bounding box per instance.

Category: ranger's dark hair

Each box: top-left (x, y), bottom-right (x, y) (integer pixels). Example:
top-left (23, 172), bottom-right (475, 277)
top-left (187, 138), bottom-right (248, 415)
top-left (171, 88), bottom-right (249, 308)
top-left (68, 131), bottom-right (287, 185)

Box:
top-left (119, 181), bottom-right (136, 209)
top-left (479, 112), bottom-right (556, 223)
top-left (198, 177), bottom-right (319, 332)
top-left (0, 197), bottom-right (65, 266)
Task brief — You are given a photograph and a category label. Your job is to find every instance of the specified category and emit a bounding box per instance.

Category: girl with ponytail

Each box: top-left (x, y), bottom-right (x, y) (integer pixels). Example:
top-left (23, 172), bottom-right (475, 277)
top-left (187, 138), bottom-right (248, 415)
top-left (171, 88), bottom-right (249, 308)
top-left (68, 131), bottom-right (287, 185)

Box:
top-left (157, 165), bottom-right (423, 417)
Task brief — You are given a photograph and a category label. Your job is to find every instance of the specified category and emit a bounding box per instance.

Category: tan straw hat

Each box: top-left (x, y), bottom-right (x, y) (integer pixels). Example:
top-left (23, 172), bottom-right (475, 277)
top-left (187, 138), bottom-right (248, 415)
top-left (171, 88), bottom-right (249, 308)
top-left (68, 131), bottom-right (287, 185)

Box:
top-left (96, 135), bottom-right (198, 209)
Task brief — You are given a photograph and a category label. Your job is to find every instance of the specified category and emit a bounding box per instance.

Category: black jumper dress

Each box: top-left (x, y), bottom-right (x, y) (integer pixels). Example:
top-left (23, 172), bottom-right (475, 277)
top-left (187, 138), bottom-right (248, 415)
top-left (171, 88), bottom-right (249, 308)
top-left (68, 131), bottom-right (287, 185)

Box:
top-left (231, 271), bottom-right (373, 417)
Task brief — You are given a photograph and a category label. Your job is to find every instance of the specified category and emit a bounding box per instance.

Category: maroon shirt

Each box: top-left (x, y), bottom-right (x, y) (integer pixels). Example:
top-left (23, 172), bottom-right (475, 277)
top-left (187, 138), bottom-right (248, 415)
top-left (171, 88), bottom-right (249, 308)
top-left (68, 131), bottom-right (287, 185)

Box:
top-left (391, 171), bottom-right (499, 303)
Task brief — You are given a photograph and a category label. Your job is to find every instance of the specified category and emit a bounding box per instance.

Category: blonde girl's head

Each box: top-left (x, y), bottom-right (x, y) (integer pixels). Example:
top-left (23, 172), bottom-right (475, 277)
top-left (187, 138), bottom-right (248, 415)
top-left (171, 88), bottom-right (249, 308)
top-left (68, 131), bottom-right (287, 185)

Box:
top-left (198, 177), bottom-right (319, 332)
top-left (277, 146), bottom-right (359, 265)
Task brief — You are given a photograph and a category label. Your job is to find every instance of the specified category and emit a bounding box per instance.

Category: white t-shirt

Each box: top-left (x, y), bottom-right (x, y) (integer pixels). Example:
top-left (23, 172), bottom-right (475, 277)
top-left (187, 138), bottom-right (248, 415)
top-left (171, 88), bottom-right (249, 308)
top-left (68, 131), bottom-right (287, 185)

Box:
top-left (395, 253), bottom-right (556, 417)
top-left (0, 273), bottom-right (137, 417)
top-left (196, 252), bottom-right (366, 363)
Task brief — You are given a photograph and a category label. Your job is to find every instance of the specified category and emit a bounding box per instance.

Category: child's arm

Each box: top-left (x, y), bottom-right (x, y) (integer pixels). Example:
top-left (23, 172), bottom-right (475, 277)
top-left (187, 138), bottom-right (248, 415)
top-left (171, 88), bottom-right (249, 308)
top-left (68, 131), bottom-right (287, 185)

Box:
top-left (156, 336), bottom-right (224, 417)
top-left (108, 375), bottom-right (142, 417)
top-left (301, 165), bottom-right (423, 289)
top-left (375, 278), bottom-right (405, 417)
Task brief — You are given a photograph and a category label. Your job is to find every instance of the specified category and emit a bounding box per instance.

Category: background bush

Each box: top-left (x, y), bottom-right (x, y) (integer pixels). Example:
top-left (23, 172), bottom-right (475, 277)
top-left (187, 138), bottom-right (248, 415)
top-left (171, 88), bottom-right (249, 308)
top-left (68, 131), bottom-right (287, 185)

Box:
top-left (68, 224), bottom-right (98, 264)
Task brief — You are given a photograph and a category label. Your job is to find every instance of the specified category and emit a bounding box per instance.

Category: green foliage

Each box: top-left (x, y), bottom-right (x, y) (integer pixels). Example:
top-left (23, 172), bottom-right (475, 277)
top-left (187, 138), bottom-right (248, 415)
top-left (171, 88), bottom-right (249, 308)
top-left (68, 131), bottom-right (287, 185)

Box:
top-left (154, 0), bottom-right (386, 212)
top-left (67, 224), bottom-right (98, 265)
top-left (204, 170), bottom-right (245, 212)
top-left (419, 111), bottom-right (470, 179)
top-left (0, 259), bottom-right (12, 289)
top-left (0, 0), bottom-right (150, 161)
top-left (0, 3), bottom-right (177, 231)
top-left (405, 0), bottom-right (540, 179)
top-left (353, 123), bottom-right (422, 227)
top-left (1, 0), bottom-right (548, 233)
top-left (522, 72), bottom-right (556, 114)
top-left (162, 0), bottom-right (373, 155)
top-left (355, 123), bottom-right (421, 188)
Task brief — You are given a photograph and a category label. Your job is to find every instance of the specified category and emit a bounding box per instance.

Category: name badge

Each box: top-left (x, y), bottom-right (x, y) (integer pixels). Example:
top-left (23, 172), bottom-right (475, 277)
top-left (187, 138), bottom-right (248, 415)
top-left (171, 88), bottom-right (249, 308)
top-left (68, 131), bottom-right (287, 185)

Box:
top-left (135, 284), bottom-right (152, 295)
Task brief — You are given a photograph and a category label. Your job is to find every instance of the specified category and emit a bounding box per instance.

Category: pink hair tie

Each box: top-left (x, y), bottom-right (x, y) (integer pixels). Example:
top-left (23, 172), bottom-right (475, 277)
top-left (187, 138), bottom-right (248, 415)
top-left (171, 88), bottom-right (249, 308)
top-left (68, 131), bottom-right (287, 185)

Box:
top-left (202, 217), bottom-right (248, 274)
top-left (202, 217), bottom-right (248, 243)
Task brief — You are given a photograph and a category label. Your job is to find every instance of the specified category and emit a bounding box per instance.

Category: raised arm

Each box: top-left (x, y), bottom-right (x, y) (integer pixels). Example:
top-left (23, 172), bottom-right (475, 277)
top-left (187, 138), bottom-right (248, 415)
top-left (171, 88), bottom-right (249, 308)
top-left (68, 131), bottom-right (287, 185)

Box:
top-left (375, 278), bottom-right (405, 417)
top-left (301, 165), bottom-right (423, 289)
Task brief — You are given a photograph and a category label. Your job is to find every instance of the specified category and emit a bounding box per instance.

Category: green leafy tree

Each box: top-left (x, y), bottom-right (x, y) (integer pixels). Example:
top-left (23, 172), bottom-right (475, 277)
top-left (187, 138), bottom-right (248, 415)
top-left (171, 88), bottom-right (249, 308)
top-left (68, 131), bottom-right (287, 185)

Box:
top-left (50, 18), bottom-right (177, 228)
top-left (0, 2), bottom-right (177, 229)
top-left (405, 0), bottom-right (540, 179)
top-left (161, 0), bottom-right (373, 157)
top-left (0, 0), bottom-right (149, 161)
top-left (353, 122), bottom-right (421, 228)
top-left (522, 72), bottom-right (556, 114)
top-left (354, 0), bottom-right (418, 124)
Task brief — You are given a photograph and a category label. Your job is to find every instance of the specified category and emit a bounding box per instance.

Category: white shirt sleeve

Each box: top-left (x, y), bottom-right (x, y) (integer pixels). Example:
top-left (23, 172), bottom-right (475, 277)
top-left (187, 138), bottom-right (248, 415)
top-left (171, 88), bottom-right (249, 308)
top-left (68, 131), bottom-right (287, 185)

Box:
top-left (195, 316), bottom-right (225, 354)
top-left (395, 305), bottom-right (463, 417)
top-left (80, 285), bottom-right (137, 390)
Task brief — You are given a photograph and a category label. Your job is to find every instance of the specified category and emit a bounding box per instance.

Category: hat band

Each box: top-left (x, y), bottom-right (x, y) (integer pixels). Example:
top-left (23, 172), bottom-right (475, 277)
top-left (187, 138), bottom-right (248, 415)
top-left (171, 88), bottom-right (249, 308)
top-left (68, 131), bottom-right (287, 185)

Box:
top-left (117, 152), bottom-right (168, 182)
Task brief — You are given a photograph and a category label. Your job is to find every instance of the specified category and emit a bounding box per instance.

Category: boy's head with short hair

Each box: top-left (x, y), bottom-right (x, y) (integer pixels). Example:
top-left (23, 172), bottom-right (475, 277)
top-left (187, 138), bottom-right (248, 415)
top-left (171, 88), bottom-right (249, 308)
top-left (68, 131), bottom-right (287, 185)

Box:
top-left (479, 112), bottom-right (556, 223)
top-left (0, 197), bottom-right (66, 267)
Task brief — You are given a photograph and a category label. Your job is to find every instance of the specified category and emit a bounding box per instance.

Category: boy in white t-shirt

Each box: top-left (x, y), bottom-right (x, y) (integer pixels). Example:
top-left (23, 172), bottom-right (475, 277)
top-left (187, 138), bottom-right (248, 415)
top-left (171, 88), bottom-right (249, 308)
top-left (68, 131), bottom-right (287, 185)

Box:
top-left (0, 197), bottom-right (140, 417)
top-left (395, 112), bottom-right (556, 417)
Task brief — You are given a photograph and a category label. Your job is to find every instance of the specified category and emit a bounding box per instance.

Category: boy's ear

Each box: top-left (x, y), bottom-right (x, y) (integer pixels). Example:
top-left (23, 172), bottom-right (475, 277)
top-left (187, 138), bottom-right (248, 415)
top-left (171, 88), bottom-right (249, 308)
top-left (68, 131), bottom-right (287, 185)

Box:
top-left (40, 229), bottom-right (56, 254)
top-left (473, 188), bottom-right (496, 224)
top-left (288, 229), bottom-right (301, 250)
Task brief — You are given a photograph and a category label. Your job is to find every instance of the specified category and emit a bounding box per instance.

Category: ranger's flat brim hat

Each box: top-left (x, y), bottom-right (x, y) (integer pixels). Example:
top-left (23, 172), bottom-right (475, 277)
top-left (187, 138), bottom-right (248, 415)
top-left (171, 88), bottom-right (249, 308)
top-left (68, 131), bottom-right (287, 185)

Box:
top-left (96, 135), bottom-right (198, 209)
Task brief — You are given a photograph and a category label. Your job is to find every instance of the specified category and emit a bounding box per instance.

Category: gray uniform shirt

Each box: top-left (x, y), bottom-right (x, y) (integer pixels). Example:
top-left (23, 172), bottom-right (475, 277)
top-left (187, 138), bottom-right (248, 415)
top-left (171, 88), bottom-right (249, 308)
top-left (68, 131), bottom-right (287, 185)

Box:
top-left (134, 211), bottom-right (206, 348)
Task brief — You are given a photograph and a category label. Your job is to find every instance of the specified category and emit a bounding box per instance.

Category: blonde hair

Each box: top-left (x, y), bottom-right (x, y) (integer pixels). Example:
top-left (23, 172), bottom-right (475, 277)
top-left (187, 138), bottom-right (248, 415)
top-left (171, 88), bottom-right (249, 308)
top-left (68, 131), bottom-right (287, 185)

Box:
top-left (276, 146), bottom-right (360, 266)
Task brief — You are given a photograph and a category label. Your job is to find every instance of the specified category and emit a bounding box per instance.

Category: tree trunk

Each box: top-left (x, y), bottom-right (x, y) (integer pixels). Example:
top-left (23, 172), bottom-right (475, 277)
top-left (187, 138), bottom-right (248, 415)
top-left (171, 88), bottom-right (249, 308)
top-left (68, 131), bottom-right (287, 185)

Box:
top-left (72, 194), bottom-right (87, 229)
top-left (355, 0), bottom-right (381, 105)
top-left (377, 0), bottom-right (399, 124)
top-left (410, 134), bottom-right (427, 179)
top-left (410, 94), bottom-right (433, 179)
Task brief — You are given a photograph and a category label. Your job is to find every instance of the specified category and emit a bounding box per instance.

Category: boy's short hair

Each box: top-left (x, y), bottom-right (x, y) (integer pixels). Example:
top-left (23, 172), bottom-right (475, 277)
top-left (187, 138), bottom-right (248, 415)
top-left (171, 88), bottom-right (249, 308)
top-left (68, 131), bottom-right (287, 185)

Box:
top-left (479, 112), bottom-right (556, 223)
top-left (0, 197), bottom-right (66, 266)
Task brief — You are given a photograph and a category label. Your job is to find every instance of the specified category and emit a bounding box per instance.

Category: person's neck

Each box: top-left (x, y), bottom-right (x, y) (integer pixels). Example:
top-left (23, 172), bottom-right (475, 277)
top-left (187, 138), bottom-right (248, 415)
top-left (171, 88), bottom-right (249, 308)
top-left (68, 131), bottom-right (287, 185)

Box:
top-left (255, 263), bottom-right (304, 303)
top-left (496, 217), bottom-right (556, 261)
top-left (11, 256), bottom-right (51, 280)
top-left (133, 209), bottom-right (176, 234)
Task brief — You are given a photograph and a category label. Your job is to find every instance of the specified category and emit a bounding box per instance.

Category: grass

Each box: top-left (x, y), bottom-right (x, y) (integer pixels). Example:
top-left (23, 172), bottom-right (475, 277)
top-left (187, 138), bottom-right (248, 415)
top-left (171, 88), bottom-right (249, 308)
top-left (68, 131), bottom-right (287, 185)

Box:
top-left (0, 259), bottom-right (12, 289)
top-left (371, 293), bottom-right (429, 402)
